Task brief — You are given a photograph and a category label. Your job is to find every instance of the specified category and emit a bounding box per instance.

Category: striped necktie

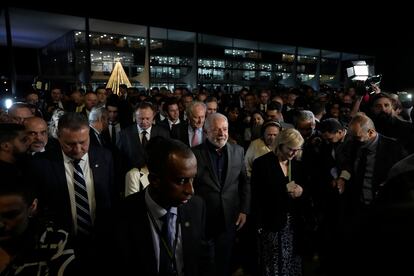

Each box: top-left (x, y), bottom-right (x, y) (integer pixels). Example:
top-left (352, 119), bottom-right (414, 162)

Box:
top-left (72, 159), bottom-right (93, 237)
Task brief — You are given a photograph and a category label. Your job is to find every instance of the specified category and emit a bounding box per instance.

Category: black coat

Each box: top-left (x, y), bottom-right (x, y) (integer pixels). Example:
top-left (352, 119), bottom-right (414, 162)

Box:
top-left (117, 124), bottom-right (170, 170)
top-left (28, 145), bottom-right (114, 236)
top-left (112, 191), bottom-right (214, 276)
top-left (251, 152), bottom-right (308, 233)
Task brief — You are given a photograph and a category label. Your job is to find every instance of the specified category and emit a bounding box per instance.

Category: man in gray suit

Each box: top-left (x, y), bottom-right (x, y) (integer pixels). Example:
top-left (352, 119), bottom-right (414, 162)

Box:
top-left (192, 113), bottom-right (250, 276)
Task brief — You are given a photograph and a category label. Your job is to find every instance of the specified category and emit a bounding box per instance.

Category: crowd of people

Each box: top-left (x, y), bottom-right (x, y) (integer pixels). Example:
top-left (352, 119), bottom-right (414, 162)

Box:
top-left (1, 82), bottom-right (414, 276)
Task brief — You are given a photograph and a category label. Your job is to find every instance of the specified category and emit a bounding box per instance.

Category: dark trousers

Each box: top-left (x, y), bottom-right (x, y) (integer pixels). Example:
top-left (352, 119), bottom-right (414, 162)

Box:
top-left (212, 228), bottom-right (236, 276)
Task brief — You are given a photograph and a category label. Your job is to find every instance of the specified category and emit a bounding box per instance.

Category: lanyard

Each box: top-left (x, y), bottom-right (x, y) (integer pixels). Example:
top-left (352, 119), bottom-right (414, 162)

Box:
top-left (146, 205), bottom-right (179, 274)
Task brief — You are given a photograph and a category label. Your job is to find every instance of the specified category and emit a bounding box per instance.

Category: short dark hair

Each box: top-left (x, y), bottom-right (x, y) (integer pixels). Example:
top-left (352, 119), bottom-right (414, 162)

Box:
top-left (319, 118), bottom-right (345, 134)
top-left (146, 136), bottom-right (194, 179)
top-left (205, 96), bottom-right (218, 104)
top-left (370, 92), bottom-right (393, 108)
top-left (134, 101), bottom-right (155, 113)
top-left (0, 123), bottom-right (25, 144)
top-left (57, 112), bottom-right (89, 135)
top-left (163, 98), bottom-right (179, 113)
top-left (0, 173), bottom-right (35, 204)
top-left (267, 101), bottom-right (282, 112)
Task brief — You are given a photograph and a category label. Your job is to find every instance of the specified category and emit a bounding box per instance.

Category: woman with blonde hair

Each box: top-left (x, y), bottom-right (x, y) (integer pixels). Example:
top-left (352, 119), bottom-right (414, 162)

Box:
top-left (251, 128), bottom-right (306, 276)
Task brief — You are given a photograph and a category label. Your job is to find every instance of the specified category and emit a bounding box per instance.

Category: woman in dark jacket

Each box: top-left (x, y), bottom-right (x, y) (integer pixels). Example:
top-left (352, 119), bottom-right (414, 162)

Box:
top-left (251, 128), bottom-right (307, 276)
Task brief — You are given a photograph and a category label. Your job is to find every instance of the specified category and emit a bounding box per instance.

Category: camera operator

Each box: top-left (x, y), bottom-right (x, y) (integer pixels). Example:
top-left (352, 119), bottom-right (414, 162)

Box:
top-left (350, 81), bottom-right (381, 118)
top-left (369, 93), bottom-right (414, 154)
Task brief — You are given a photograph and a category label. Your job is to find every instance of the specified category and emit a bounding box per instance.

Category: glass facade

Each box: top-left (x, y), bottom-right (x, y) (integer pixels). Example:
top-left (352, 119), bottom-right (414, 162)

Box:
top-left (3, 9), bottom-right (374, 92)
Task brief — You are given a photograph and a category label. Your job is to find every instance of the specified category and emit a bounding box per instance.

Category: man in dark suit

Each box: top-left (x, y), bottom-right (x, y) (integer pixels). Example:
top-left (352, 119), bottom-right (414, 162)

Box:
top-left (171, 101), bottom-right (206, 147)
top-left (113, 136), bottom-right (214, 276)
top-left (348, 113), bottom-right (406, 211)
top-left (88, 106), bottom-right (110, 147)
top-left (192, 113), bottom-right (250, 276)
top-left (28, 112), bottom-right (114, 270)
top-left (23, 116), bottom-right (52, 154)
top-left (158, 97), bottom-right (182, 133)
top-left (79, 91), bottom-right (98, 119)
top-left (335, 154), bottom-right (414, 276)
top-left (117, 101), bottom-right (170, 170)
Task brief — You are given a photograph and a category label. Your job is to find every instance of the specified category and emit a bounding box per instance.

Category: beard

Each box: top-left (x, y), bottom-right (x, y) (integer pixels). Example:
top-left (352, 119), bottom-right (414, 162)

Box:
top-left (374, 111), bottom-right (392, 121)
top-left (373, 112), bottom-right (393, 132)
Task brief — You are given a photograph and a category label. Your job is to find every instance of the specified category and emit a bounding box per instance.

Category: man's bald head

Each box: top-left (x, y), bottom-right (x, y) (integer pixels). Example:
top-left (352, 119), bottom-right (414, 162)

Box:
top-left (24, 117), bottom-right (48, 153)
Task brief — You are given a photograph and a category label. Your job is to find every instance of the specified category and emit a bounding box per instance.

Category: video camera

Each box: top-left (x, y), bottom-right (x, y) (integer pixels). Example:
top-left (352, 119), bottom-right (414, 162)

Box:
top-left (364, 74), bottom-right (382, 93)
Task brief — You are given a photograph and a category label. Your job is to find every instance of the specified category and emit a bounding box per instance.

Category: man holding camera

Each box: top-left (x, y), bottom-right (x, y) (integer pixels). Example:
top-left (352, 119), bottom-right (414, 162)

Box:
top-left (369, 93), bottom-right (414, 153)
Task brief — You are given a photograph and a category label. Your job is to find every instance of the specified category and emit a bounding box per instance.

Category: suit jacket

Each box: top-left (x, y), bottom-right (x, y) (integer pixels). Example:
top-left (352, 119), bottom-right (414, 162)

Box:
top-left (113, 191), bottom-right (214, 276)
top-left (192, 142), bottom-right (250, 236)
top-left (158, 118), bottom-right (183, 134)
top-left (89, 128), bottom-right (125, 203)
top-left (89, 128), bottom-right (110, 148)
top-left (251, 152), bottom-right (308, 232)
top-left (352, 134), bottom-right (407, 205)
top-left (28, 145), bottom-right (114, 236)
top-left (117, 124), bottom-right (170, 170)
top-left (157, 118), bottom-right (171, 132)
top-left (171, 122), bottom-right (191, 146)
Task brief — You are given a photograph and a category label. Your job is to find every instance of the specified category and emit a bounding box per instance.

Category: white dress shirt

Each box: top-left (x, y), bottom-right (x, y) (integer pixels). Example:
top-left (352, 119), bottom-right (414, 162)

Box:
top-left (145, 189), bottom-right (183, 275)
top-left (137, 125), bottom-right (152, 143)
top-left (109, 121), bottom-right (121, 140)
top-left (188, 125), bottom-right (202, 147)
top-left (168, 118), bottom-right (181, 130)
top-left (62, 151), bottom-right (96, 234)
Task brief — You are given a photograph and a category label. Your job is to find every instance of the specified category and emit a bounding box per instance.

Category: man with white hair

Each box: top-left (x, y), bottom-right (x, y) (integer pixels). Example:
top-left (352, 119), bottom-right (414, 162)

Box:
top-left (172, 101), bottom-right (206, 147)
top-left (88, 106), bottom-right (109, 147)
top-left (192, 112), bottom-right (250, 276)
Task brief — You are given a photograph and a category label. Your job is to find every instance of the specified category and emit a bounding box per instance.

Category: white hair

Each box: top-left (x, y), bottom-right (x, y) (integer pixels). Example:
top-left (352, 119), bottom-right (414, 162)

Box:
top-left (88, 106), bottom-right (108, 123)
top-left (204, 112), bottom-right (228, 131)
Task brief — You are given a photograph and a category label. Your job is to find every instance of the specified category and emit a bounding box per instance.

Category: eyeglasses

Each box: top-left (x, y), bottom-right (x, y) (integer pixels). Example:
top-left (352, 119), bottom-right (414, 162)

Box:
top-left (286, 146), bottom-right (302, 153)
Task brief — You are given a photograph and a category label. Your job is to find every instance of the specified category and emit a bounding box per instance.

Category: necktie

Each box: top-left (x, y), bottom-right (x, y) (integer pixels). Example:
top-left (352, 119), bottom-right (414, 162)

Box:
top-left (159, 210), bottom-right (175, 274)
top-left (192, 128), bottom-right (200, 147)
top-left (358, 148), bottom-right (373, 204)
top-left (72, 159), bottom-right (93, 237)
top-left (111, 124), bottom-right (116, 145)
top-left (141, 130), bottom-right (148, 148)
top-left (97, 132), bottom-right (103, 146)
